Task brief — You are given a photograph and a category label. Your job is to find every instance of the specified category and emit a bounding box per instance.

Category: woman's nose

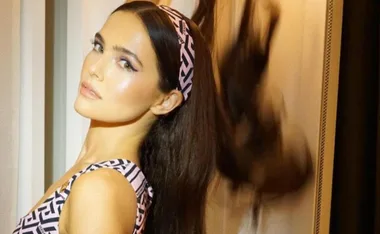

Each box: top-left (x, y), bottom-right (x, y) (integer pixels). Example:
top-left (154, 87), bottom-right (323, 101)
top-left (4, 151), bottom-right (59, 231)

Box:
top-left (88, 58), bottom-right (104, 81)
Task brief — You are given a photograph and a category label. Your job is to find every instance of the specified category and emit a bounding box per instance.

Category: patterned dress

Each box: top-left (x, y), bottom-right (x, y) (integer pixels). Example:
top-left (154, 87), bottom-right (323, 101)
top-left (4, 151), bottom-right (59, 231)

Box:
top-left (13, 159), bottom-right (154, 234)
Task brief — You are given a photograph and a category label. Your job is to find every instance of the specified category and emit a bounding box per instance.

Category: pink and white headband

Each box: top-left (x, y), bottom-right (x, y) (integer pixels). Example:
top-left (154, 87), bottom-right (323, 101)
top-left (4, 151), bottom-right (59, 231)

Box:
top-left (158, 5), bottom-right (195, 101)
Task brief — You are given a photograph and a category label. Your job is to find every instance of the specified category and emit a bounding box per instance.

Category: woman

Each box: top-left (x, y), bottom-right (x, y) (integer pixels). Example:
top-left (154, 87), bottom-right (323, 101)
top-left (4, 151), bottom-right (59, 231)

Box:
top-left (13, 2), bottom-right (227, 234)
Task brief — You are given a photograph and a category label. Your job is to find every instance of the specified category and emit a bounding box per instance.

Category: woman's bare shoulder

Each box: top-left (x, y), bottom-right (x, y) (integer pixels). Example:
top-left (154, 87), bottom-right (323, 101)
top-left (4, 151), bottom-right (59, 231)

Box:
top-left (65, 168), bottom-right (137, 234)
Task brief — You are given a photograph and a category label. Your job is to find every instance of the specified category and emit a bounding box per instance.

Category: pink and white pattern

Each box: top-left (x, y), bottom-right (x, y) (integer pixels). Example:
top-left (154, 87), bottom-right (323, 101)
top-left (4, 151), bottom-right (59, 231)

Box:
top-left (13, 159), bottom-right (153, 234)
top-left (159, 5), bottom-right (195, 101)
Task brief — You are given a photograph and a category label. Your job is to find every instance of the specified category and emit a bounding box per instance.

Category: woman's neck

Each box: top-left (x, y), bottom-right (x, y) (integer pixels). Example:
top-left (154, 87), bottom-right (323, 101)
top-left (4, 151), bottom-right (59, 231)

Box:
top-left (76, 120), bottom-right (148, 166)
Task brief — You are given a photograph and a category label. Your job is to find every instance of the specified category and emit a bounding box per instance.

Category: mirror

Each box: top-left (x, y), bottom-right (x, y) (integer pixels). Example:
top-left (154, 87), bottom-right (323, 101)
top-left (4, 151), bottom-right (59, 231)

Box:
top-left (247, 0), bottom-right (343, 233)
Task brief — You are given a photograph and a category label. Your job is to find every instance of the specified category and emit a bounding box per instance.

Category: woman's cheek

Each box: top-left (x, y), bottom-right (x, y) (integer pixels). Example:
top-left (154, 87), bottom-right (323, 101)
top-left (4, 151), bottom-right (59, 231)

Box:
top-left (104, 66), bottom-right (133, 95)
top-left (111, 76), bottom-right (147, 104)
top-left (116, 78), bottom-right (132, 93)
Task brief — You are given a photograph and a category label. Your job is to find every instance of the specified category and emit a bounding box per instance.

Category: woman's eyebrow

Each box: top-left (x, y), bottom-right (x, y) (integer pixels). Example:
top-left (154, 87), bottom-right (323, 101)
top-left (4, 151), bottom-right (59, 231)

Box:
top-left (95, 32), bottom-right (105, 44)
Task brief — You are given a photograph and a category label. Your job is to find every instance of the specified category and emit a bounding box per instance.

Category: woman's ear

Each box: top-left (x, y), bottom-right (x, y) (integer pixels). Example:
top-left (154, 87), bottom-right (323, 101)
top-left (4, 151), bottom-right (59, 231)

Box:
top-left (151, 90), bottom-right (183, 115)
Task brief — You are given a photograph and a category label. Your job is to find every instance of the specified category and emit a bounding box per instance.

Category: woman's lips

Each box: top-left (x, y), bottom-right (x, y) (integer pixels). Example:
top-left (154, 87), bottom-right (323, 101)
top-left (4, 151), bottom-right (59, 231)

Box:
top-left (80, 81), bottom-right (102, 100)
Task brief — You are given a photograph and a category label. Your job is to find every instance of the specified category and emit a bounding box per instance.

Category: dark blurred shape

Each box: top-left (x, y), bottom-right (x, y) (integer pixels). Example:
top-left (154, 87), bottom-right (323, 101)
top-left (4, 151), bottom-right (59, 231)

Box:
top-left (193, 0), bottom-right (313, 195)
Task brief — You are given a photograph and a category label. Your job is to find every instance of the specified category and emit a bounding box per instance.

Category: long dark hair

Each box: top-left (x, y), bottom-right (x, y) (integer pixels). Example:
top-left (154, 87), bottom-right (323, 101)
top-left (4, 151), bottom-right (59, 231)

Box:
top-left (193, 0), bottom-right (313, 194)
top-left (113, 2), bottom-right (226, 233)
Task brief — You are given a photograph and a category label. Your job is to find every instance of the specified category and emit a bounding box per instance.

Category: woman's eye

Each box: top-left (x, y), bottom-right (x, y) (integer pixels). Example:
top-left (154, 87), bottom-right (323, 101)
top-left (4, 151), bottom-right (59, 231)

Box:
top-left (91, 40), bottom-right (103, 53)
top-left (119, 59), bottom-right (136, 72)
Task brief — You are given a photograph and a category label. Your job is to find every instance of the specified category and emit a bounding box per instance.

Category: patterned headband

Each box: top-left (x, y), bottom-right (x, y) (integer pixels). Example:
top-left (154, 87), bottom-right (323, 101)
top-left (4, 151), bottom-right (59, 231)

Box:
top-left (158, 5), bottom-right (195, 101)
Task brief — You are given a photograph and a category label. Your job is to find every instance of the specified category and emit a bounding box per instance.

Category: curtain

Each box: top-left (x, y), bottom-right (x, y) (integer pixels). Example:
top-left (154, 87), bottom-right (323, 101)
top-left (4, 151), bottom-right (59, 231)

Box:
top-left (330, 0), bottom-right (379, 233)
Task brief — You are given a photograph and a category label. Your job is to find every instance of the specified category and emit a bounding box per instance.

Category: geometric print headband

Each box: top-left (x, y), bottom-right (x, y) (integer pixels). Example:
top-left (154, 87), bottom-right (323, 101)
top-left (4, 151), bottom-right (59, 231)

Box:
top-left (158, 5), bottom-right (195, 101)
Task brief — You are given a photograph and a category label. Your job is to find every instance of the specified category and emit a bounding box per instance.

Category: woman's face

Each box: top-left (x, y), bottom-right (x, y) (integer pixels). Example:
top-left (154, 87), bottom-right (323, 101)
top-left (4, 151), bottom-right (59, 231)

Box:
top-left (74, 11), bottom-right (163, 123)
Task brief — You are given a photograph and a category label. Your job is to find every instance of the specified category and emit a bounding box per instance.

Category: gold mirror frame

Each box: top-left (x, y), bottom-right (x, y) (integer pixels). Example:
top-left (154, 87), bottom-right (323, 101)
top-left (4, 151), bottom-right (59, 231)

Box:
top-left (313, 0), bottom-right (343, 233)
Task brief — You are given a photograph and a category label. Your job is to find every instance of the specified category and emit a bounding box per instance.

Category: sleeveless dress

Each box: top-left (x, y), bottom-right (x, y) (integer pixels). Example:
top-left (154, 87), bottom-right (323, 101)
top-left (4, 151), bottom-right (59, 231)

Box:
top-left (13, 159), bottom-right (154, 234)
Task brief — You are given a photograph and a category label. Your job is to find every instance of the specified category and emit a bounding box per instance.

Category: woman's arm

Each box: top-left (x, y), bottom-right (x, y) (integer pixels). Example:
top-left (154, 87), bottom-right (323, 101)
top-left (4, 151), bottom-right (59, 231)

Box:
top-left (66, 168), bottom-right (137, 234)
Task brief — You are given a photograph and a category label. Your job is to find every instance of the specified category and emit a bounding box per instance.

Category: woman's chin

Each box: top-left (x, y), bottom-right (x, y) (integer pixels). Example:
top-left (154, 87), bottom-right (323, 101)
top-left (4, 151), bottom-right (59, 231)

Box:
top-left (74, 97), bottom-right (96, 119)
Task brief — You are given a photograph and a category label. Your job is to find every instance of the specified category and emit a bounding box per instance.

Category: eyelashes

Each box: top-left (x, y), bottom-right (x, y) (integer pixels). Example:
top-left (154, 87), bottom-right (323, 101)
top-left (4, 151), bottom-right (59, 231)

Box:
top-left (118, 58), bottom-right (137, 72)
top-left (90, 39), bottom-right (104, 53)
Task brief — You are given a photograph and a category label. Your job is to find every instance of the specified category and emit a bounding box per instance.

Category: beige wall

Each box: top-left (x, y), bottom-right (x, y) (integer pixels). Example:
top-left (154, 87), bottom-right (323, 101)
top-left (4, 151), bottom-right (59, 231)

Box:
top-left (0, 0), bottom-right (46, 231)
top-left (0, 0), bottom-right (20, 232)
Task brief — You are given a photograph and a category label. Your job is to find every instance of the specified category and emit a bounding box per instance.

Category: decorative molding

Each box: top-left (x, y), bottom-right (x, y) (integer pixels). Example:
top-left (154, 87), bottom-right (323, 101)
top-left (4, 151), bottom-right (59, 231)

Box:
top-left (314, 0), bottom-right (343, 233)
